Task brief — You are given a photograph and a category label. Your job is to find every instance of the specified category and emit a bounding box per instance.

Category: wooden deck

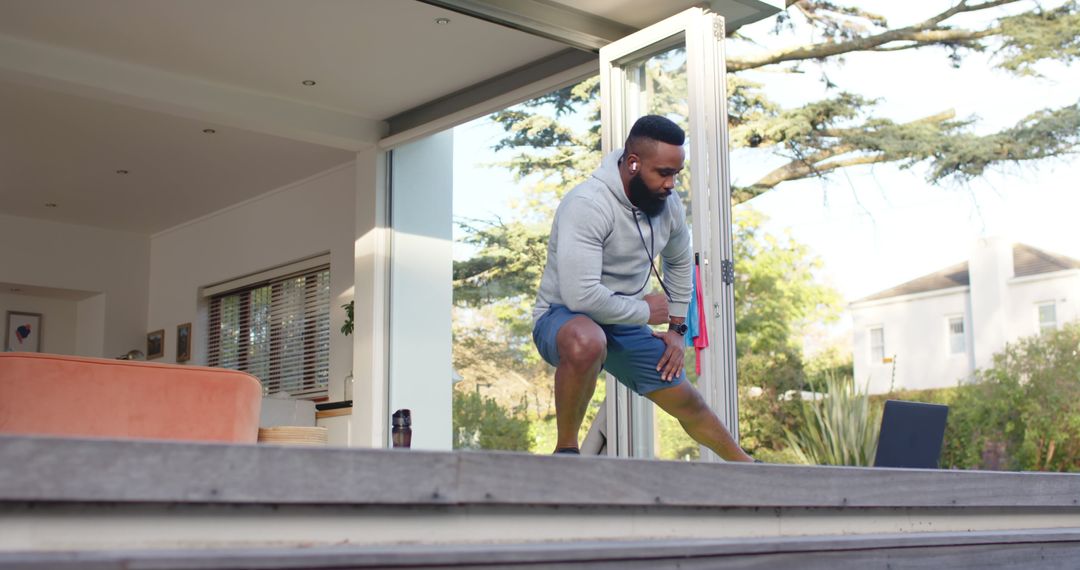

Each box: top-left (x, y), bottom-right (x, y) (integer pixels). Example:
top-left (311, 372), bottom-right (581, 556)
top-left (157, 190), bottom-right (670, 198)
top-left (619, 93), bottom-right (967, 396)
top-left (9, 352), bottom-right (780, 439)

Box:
top-left (3, 435), bottom-right (1080, 568)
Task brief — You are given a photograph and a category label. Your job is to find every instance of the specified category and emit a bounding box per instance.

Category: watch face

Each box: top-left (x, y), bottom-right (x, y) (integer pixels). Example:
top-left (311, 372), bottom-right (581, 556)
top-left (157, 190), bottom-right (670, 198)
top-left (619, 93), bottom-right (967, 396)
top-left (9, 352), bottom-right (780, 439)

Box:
top-left (671, 323), bottom-right (689, 335)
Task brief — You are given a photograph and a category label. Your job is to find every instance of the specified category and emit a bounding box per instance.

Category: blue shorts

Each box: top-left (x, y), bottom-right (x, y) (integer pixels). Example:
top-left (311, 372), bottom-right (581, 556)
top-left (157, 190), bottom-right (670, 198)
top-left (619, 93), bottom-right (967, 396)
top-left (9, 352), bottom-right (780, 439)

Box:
top-left (532, 304), bottom-right (685, 395)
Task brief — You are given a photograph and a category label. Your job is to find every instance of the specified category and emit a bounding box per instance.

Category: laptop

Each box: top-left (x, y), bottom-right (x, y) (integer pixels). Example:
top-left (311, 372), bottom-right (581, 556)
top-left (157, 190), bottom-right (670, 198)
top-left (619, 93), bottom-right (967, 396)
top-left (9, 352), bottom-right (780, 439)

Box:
top-left (874, 400), bottom-right (949, 469)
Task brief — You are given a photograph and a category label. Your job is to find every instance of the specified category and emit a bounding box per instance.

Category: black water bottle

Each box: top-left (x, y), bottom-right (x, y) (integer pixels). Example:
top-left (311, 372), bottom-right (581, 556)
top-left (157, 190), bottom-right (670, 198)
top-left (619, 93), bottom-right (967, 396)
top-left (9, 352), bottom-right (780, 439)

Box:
top-left (391, 409), bottom-right (412, 448)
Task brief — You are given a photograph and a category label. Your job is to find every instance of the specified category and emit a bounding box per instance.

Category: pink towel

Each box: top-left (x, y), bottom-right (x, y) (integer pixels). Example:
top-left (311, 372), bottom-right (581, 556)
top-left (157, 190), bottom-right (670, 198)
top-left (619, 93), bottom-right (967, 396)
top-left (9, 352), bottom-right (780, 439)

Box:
top-left (693, 266), bottom-right (709, 374)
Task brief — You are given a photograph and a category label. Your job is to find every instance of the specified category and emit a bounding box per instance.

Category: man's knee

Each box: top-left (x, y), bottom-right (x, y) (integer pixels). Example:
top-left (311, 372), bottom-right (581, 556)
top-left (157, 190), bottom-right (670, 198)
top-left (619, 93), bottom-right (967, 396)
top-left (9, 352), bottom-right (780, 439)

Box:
top-left (557, 318), bottom-right (607, 368)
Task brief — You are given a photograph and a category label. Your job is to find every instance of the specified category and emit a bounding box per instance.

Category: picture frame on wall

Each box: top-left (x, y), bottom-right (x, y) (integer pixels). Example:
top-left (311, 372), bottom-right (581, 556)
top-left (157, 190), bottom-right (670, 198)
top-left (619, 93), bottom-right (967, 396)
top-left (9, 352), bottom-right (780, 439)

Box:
top-left (5, 311), bottom-right (42, 353)
top-left (176, 323), bottom-right (192, 363)
top-left (147, 329), bottom-right (165, 360)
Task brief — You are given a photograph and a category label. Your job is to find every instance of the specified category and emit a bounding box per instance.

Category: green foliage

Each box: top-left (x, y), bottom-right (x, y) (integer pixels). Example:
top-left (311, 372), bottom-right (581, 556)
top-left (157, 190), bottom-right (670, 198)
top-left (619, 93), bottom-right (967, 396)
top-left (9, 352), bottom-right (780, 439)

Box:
top-left (997, 1), bottom-right (1080, 76)
top-left (340, 301), bottom-right (353, 336)
top-left (452, 389), bottom-right (532, 452)
top-left (941, 323), bottom-right (1080, 472)
top-left (925, 103), bottom-right (1080, 183)
top-left (805, 345), bottom-right (855, 385)
top-left (452, 302), bottom-right (550, 404)
top-left (488, 76), bottom-right (600, 200)
top-left (453, 221), bottom-right (550, 306)
top-left (784, 372), bottom-right (881, 466)
top-left (733, 209), bottom-right (842, 357)
top-left (737, 351), bottom-right (806, 454)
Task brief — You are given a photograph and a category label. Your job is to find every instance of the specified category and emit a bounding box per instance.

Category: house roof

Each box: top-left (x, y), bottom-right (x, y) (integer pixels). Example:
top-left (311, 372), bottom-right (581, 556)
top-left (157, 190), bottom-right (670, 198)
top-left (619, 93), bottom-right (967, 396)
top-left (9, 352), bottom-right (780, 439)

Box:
top-left (1013, 243), bottom-right (1080, 277)
top-left (857, 261), bottom-right (971, 303)
top-left (856, 244), bottom-right (1080, 303)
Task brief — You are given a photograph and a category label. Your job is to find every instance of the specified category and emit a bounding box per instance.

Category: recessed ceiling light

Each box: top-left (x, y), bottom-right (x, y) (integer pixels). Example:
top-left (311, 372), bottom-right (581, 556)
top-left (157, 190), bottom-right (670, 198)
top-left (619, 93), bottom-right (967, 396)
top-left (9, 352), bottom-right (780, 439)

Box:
top-left (203, 128), bottom-right (216, 134)
top-left (44, 203), bottom-right (58, 208)
top-left (435, 17), bottom-right (451, 25)
top-left (116, 169), bottom-right (129, 175)
top-left (301, 80), bottom-right (317, 86)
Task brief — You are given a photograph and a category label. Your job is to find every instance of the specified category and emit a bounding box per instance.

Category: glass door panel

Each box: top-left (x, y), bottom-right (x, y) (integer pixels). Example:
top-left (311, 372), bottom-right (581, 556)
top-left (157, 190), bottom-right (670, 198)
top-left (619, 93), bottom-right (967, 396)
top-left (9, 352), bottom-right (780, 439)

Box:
top-left (599, 8), bottom-right (737, 460)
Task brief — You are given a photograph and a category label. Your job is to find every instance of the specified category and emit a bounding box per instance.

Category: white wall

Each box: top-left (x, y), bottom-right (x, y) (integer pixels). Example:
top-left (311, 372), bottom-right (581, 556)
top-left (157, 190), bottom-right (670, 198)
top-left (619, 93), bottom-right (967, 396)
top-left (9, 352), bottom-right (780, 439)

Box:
top-left (1006, 272), bottom-right (1080, 339)
top-left (351, 148), bottom-right (389, 448)
top-left (387, 131), bottom-right (453, 451)
top-left (0, 292), bottom-right (77, 355)
top-left (969, 237), bottom-right (1013, 370)
top-left (852, 289), bottom-right (972, 394)
top-left (0, 213), bottom-right (149, 358)
top-left (148, 162), bottom-right (356, 400)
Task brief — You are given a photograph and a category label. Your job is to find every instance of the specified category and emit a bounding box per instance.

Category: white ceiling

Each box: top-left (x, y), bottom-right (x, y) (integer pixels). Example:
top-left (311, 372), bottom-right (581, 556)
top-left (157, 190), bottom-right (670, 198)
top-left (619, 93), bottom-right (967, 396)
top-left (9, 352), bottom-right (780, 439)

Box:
top-left (0, 83), bottom-right (354, 233)
top-left (0, 0), bottom-right (779, 235)
top-left (0, 0), bottom-right (566, 120)
top-left (547, 0), bottom-right (710, 29)
top-left (0, 0), bottom-right (571, 234)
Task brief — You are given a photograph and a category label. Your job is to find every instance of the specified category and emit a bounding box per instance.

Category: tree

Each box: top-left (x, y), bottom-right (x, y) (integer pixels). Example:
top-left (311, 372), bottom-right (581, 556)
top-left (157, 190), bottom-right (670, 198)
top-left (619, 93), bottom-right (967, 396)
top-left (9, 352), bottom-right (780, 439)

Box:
top-left (729, 0), bottom-right (1080, 200)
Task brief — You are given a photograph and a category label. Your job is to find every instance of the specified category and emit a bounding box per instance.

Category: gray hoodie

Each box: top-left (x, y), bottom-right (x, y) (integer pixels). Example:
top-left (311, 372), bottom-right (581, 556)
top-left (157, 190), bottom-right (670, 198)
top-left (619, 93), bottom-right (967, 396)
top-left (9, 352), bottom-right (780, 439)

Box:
top-left (533, 149), bottom-right (692, 325)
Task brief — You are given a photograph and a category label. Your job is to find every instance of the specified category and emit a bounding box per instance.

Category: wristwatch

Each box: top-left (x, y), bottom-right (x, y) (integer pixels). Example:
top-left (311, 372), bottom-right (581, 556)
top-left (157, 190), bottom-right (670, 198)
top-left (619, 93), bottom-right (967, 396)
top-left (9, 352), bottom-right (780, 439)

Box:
top-left (669, 320), bottom-right (689, 336)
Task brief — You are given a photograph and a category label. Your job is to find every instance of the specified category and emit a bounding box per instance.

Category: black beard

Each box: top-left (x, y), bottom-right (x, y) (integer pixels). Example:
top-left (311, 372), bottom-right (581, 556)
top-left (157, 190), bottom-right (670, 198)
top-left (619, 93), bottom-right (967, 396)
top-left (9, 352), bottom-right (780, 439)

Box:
top-left (628, 173), bottom-right (668, 217)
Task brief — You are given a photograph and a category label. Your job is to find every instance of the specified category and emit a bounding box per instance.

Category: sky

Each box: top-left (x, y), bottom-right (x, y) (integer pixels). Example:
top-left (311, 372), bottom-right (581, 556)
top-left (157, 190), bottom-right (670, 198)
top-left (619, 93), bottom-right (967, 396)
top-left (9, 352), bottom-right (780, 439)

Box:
top-left (451, 1), bottom-right (1080, 351)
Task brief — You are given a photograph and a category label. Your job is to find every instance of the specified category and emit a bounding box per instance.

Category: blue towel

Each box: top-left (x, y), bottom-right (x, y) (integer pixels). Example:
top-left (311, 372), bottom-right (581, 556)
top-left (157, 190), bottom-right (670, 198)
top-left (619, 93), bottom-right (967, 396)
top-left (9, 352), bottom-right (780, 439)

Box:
top-left (685, 265), bottom-right (700, 347)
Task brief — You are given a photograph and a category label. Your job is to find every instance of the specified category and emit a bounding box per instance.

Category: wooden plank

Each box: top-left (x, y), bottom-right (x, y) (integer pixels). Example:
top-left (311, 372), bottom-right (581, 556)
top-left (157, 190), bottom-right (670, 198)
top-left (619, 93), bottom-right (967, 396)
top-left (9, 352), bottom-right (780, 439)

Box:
top-left (314, 408), bottom-right (350, 420)
top-left (3, 529), bottom-right (1080, 569)
top-left (3, 435), bottom-right (1080, 509)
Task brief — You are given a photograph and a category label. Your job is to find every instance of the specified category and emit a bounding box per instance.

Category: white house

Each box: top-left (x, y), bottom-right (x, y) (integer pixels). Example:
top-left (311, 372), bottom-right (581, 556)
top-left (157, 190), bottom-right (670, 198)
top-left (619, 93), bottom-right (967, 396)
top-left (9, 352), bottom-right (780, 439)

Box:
top-left (850, 237), bottom-right (1080, 394)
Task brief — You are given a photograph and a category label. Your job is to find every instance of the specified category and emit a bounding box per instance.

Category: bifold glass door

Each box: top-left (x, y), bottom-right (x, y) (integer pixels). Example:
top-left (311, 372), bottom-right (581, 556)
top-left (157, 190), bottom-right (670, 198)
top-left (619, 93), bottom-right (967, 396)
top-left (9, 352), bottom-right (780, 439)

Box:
top-left (597, 7), bottom-right (737, 460)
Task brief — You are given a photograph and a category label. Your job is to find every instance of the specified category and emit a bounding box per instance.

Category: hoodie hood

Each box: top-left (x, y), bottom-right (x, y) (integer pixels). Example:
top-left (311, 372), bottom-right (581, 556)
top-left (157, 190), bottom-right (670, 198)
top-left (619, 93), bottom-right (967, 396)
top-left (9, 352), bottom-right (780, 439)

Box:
top-left (593, 149), bottom-right (635, 211)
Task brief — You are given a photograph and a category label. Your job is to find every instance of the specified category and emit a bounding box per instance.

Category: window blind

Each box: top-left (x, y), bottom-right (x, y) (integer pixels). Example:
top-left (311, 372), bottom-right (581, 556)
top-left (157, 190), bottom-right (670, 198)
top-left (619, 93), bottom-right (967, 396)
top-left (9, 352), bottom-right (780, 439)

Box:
top-left (207, 265), bottom-right (331, 399)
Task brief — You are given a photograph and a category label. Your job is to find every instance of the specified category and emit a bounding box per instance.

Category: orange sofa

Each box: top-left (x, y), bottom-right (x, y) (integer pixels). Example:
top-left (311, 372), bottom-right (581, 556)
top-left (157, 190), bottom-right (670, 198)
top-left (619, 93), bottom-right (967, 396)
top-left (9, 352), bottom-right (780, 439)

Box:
top-left (0, 352), bottom-right (262, 443)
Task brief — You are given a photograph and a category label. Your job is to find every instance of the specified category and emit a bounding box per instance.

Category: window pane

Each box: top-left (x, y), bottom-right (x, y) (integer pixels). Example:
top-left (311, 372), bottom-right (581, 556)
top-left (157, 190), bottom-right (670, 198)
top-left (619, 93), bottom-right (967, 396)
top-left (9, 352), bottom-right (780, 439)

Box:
top-left (207, 267), bottom-right (330, 399)
top-left (949, 317), bottom-right (965, 354)
top-left (870, 328), bottom-right (885, 361)
top-left (1038, 303), bottom-right (1057, 333)
top-left (248, 286), bottom-right (271, 384)
top-left (620, 45), bottom-right (699, 461)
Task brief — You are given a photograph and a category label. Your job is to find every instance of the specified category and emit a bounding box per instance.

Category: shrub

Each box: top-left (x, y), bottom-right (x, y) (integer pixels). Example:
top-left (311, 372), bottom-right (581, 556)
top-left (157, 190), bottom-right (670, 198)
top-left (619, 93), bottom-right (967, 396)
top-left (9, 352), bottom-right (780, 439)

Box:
top-left (784, 372), bottom-right (881, 466)
top-left (942, 323), bottom-right (1080, 471)
top-left (452, 390), bottom-right (532, 451)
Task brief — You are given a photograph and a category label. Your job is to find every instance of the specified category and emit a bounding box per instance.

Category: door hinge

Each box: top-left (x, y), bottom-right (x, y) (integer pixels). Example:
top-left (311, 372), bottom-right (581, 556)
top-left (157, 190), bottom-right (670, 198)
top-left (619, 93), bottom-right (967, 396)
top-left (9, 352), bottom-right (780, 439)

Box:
top-left (720, 259), bottom-right (734, 286)
top-left (713, 18), bottom-right (725, 41)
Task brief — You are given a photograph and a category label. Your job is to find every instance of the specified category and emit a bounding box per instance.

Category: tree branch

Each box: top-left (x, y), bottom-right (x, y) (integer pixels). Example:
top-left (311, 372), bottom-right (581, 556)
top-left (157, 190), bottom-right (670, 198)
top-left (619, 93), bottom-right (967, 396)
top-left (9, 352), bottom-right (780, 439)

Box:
top-left (728, 0), bottom-right (1021, 72)
top-left (734, 109), bottom-right (958, 204)
top-left (818, 109), bottom-right (956, 137)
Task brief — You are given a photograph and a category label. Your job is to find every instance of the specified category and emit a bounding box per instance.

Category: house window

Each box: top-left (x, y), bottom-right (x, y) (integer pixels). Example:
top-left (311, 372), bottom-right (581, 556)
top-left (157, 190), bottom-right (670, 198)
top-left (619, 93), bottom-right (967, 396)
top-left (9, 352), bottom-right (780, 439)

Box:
top-left (1038, 302), bottom-right (1058, 334)
top-left (208, 265), bottom-right (331, 398)
top-left (948, 317), bottom-right (965, 354)
top-left (869, 327), bottom-right (885, 362)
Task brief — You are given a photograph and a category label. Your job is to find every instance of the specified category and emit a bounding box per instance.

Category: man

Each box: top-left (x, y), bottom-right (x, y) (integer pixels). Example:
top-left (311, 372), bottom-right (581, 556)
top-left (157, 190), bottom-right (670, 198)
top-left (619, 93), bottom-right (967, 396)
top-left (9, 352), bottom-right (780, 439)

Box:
top-left (531, 115), bottom-right (753, 462)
